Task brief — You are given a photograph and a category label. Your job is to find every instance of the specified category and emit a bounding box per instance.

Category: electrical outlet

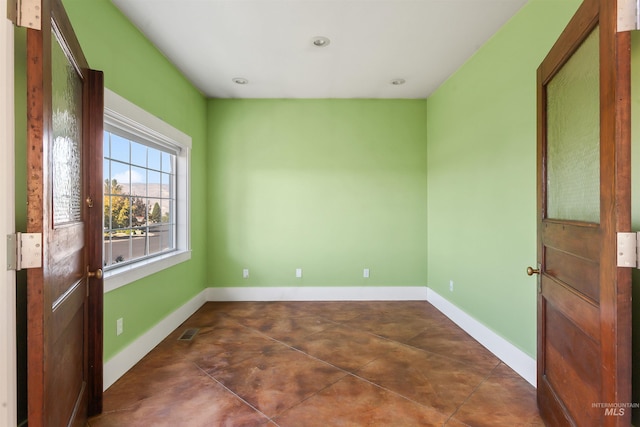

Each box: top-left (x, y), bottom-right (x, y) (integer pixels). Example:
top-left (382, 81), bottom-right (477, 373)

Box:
top-left (116, 317), bottom-right (123, 336)
top-left (363, 268), bottom-right (370, 278)
top-left (296, 268), bottom-right (302, 278)
top-left (243, 268), bottom-right (249, 279)
top-left (449, 280), bottom-right (454, 292)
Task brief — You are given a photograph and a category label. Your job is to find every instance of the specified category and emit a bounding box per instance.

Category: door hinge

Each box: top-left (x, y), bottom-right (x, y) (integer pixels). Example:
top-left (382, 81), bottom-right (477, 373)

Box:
top-left (618, 0), bottom-right (640, 32)
top-left (6, 232), bottom-right (42, 271)
top-left (616, 232), bottom-right (640, 268)
top-left (6, 0), bottom-right (41, 30)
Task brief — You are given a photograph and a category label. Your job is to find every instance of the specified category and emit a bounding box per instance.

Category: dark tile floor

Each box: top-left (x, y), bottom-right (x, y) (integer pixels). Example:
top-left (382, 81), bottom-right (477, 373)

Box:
top-left (88, 301), bottom-right (544, 426)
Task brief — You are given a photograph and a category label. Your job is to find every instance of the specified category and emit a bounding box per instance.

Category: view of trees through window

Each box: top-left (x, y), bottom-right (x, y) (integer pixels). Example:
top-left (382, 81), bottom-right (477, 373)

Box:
top-left (103, 130), bottom-right (176, 267)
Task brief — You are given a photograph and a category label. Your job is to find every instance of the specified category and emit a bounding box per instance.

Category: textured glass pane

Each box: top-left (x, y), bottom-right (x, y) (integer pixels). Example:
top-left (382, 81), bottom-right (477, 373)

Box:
top-left (547, 28), bottom-right (600, 223)
top-left (52, 30), bottom-right (83, 225)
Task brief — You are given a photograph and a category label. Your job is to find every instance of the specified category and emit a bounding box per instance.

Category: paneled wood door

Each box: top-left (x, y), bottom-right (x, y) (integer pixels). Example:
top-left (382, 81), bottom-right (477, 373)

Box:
top-left (535, 0), bottom-right (631, 425)
top-left (26, 0), bottom-right (104, 425)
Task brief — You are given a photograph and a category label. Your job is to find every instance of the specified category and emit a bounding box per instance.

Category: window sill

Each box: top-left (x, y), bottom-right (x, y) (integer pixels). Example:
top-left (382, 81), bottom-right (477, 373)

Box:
top-left (104, 250), bottom-right (192, 293)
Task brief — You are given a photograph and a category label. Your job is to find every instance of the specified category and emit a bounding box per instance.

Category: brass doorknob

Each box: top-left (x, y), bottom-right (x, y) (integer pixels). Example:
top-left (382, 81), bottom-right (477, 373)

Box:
top-left (526, 266), bottom-right (540, 276)
top-left (87, 268), bottom-right (103, 280)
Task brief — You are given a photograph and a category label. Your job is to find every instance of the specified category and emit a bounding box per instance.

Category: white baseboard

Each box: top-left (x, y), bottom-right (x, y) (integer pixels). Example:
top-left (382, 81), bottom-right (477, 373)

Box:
top-left (205, 286), bottom-right (428, 301)
top-left (103, 289), bottom-right (207, 390)
top-left (426, 288), bottom-right (537, 387)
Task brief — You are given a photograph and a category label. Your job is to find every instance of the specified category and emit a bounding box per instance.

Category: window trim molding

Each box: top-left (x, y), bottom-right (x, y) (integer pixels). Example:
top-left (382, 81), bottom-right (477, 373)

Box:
top-left (103, 89), bottom-right (191, 293)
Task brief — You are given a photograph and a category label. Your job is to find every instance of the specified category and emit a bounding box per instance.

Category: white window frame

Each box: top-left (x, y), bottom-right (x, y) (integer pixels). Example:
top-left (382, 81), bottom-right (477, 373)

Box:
top-left (103, 89), bottom-right (191, 293)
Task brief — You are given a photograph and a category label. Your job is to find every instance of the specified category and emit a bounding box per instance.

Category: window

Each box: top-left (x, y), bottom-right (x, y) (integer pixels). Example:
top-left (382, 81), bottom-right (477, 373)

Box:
top-left (103, 89), bottom-right (191, 292)
top-left (103, 131), bottom-right (176, 266)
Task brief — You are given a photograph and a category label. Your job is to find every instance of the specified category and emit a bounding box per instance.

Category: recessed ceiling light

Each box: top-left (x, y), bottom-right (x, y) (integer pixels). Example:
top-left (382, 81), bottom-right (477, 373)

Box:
top-left (232, 77), bottom-right (249, 85)
top-left (391, 78), bottom-right (406, 85)
top-left (311, 36), bottom-right (331, 48)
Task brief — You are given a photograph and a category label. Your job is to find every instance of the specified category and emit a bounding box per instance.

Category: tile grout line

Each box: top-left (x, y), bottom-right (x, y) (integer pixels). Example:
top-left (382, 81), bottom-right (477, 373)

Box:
top-left (442, 361), bottom-right (503, 425)
top-left (347, 357), bottom-right (453, 420)
top-left (323, 319), bottom-right (500, 375)
top-left (195, 362), bottom-right (275, 425)
top-left (269, 372), bottom-right (354, 423)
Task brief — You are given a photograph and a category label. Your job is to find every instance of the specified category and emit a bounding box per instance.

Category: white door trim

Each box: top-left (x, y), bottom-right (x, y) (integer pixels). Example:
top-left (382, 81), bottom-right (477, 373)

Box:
top-left (1, 2), bottom-right (17, 425)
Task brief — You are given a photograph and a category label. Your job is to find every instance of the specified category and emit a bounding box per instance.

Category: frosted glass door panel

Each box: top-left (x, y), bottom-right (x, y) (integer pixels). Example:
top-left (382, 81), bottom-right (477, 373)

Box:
top-left (52, 28), bottom-right (83, 226)
top-left (546, 28), bottom-right (600, 223)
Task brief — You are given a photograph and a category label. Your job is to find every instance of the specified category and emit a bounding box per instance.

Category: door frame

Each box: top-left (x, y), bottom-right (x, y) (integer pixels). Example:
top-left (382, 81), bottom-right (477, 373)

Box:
top-left (0, 1), bottom-right (17, 426)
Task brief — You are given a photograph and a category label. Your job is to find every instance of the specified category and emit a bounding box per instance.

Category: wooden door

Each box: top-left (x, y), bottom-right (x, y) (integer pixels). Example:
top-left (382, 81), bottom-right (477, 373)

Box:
top-left (26, 0), bottom-right (104, 425)
top-left (535, 0), bottom-right (631, 425)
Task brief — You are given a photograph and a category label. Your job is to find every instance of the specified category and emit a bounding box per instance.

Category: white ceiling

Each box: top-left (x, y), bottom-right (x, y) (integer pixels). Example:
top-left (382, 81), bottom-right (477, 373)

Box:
top-left (111, 0), bottom-right (528, 99)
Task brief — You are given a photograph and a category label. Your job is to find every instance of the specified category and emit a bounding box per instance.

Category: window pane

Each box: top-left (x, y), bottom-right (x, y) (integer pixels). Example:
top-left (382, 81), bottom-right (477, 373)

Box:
top-left (161, 172), bottom-right (170, 188)
top-left (131, 141), bottom-right (147, 168)
top-left (110, 133), bottom-right (130, 163)
top-left (148, 147), bottom-right (161, 171)
top-left (148, 198), bottom-right (162, 224)
top-left (110, 195), bottom-right (131, 229)
top-left (110, 161), bottom-right (130, 187)
top-left (162, 202), bottom-right (172, 224)
top-left (147, 171), bottom-right (161, 197)
top-left (103, 195), bottom-right (113, 229)
top-left (130, 196), bottom-right (146, 227)
top-left (103, 235), bottom-right (112, 266)
top-left (109, 234), bottom-right (131, 265)
top-left (103, 159), bottom-right (110, 186)
top-left (130, 230), bottom-right (147, 261)
top-left (142, 198), bottom-right (151, 224)
top-left (162, 151), bottom-right (172, 173)
top-left (103, 131), bottom-right (110, 158)
top-left (148, 225), bottom-right (171, 255)
top-left (130, 165), bottom-right (147, 190)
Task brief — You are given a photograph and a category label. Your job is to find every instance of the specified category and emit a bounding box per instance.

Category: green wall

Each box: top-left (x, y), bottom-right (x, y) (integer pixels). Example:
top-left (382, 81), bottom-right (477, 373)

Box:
top-left (207, 99), bottom-right (428, 287)
top-left (61, 0), bottom-right (209, 361)
top-left (426, 0), bottom-right (581, 357)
